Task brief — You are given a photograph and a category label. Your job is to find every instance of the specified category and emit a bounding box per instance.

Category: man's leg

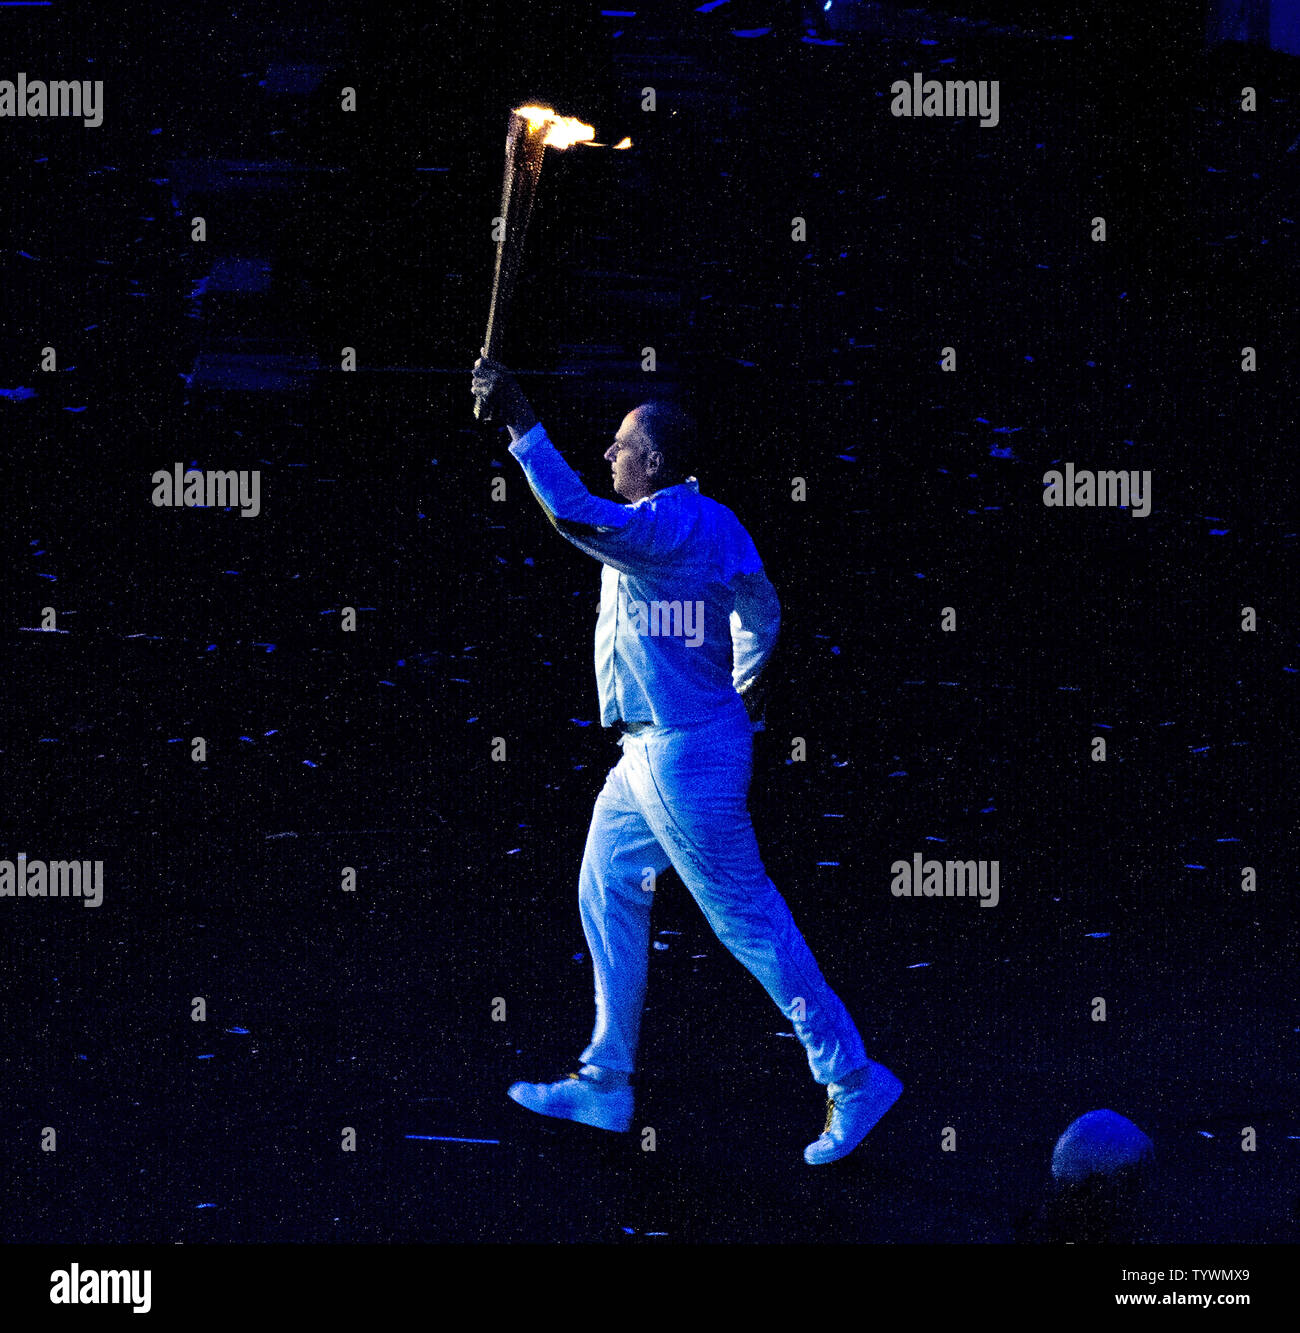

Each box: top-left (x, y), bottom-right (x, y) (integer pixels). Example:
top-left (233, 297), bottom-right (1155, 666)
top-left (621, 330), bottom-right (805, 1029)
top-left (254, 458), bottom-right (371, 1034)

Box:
top-left (507, 747), bottom-right (671, 1132)
top-left (577, 751), bottom-right (673, 1075)
top-left (624, 710), bottom-right (868, 1085)
top-left (622, 705), bottom-right (901, 1163)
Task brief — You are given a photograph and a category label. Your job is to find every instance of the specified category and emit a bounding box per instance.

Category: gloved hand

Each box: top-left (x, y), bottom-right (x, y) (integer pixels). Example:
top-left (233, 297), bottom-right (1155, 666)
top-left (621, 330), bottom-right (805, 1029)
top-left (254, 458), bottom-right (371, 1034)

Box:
top-left (472, 353), bottom-right (539, 435)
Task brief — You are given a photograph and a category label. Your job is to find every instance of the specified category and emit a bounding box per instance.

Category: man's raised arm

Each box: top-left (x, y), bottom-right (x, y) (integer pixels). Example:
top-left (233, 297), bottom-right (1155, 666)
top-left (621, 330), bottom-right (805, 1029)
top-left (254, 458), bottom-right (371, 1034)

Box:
top-left (471, 356), bottom-right (678, 572)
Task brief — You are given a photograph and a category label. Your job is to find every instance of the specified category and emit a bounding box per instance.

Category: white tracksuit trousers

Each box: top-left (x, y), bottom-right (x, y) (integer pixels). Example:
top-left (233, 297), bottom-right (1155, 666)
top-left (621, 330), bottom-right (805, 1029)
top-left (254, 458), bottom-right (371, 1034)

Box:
top-left (577, 696), bottom-right (869, 1085)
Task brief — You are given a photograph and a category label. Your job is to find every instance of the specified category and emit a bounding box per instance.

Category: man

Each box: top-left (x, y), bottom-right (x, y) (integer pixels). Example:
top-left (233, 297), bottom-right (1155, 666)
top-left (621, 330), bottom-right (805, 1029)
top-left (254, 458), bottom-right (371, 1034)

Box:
top-left (472, 355), bottom-right (902, 1164)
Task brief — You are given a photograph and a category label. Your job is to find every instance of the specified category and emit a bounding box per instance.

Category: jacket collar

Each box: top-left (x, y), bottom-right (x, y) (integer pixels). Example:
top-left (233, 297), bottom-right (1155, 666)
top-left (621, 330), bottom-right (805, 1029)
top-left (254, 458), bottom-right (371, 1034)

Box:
top-left (639, 476), bottom-right (699, 502)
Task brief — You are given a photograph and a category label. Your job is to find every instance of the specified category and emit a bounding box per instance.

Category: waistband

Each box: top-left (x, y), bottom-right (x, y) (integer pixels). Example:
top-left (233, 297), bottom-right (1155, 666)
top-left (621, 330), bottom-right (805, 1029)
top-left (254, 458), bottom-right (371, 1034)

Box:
top-left (616, 697), bottom-right (749, 739)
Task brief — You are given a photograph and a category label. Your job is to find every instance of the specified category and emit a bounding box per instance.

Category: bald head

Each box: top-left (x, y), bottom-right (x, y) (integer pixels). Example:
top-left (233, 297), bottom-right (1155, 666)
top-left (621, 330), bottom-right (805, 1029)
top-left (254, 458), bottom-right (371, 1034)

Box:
top-left (606, 399), bottom-right (699, 503)
top-left (631, 401), bottom-right (698, 482)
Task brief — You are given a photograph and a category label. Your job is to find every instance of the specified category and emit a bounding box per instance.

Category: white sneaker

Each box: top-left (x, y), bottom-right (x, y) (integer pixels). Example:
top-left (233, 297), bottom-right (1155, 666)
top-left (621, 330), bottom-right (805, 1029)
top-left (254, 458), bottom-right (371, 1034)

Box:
top-left (507, 1070), bottom-right (634, 1132)
top-left (804, 1059), bottom-right (903, 1165)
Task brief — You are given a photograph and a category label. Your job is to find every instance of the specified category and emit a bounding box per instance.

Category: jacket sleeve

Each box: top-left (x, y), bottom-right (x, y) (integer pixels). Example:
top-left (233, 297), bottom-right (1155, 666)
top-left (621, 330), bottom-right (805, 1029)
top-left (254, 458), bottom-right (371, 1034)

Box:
top-left (508, 421), bottom-right (683, 573)
top-left (730, 569), bottom-right (781, 694)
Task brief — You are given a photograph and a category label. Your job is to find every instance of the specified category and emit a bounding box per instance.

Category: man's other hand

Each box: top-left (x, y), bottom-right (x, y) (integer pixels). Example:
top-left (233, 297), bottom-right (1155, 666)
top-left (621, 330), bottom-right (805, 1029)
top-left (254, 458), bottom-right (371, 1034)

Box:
top-left (738, 675), bottom-right (771, 728)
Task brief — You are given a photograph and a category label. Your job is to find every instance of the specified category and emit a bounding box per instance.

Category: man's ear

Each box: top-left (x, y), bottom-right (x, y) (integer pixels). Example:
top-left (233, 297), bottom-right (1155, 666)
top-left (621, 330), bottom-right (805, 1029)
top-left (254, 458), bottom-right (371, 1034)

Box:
top-left (646, 450), bottom-right (663, 475)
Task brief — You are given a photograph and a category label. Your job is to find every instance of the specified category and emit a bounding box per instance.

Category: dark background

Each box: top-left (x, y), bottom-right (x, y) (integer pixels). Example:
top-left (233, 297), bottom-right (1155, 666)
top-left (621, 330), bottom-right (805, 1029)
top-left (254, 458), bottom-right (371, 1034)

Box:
top-left (1, 0), bottom-right (1294, 1243)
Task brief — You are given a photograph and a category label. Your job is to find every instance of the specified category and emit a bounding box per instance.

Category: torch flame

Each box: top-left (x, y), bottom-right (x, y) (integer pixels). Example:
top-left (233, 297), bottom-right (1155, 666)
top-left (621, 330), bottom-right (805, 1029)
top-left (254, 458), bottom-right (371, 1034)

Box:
top-left (514, 104), bottom-right (596, 149)
top-left (613, 137), bottom-right (632, 149)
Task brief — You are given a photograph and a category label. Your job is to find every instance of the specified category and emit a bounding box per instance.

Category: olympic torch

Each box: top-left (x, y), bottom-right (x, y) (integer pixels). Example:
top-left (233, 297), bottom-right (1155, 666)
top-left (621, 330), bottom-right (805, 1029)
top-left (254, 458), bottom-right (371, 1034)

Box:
top-left (474, 105), bottom-right (603, 421)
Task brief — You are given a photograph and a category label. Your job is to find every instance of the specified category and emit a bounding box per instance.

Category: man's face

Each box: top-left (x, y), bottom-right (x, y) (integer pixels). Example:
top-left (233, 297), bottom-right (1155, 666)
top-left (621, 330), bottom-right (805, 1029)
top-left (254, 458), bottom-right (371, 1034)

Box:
top-left (604, 408), bottom-right (661, 502)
